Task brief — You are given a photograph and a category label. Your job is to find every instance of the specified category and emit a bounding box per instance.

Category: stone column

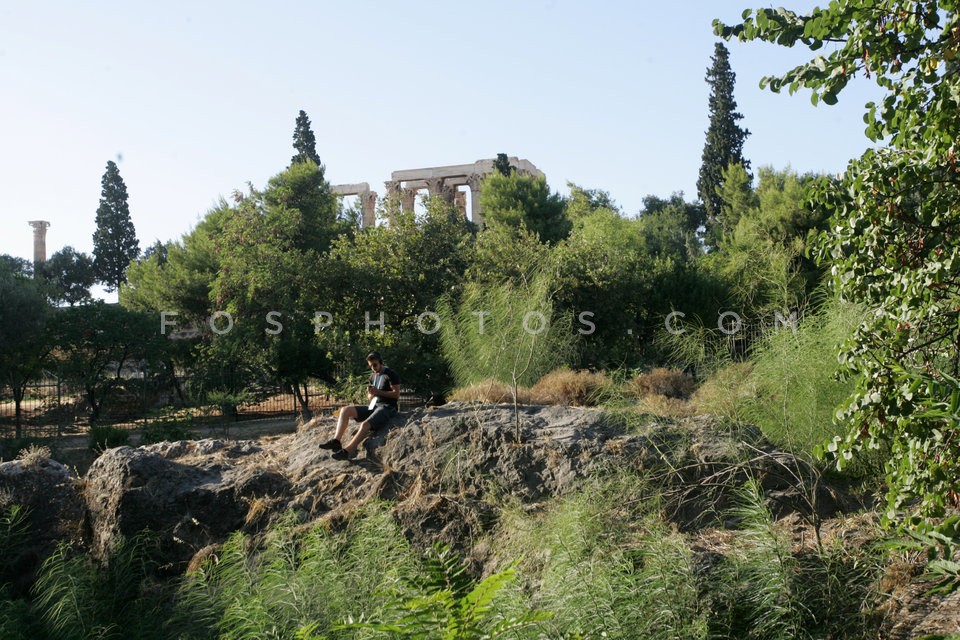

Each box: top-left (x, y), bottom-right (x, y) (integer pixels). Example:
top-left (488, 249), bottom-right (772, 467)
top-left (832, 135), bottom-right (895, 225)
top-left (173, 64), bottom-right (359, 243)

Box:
top-left (401, 188), bottom-right (416, 213)
top-left (361, 191), bottom-right (377, 228)
top-left (425, 177), bottom-right (455, 205)
top-left (454, 190), bottom-right (467, 215)
top-left (467, 175), bottom-right (484, 227)
top-left (28, 220), bottom-right (50, 264)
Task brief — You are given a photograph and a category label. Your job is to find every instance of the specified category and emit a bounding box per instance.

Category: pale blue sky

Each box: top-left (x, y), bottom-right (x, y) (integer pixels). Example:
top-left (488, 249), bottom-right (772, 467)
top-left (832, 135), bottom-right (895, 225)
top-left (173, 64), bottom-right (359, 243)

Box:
top-left (1, 1), bottom-right (882, 279)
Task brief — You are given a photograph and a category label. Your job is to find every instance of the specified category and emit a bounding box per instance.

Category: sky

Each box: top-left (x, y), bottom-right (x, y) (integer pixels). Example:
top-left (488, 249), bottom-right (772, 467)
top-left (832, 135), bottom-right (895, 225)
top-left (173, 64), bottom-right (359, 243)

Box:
top-left (0, 1), bottom-right (884, 292)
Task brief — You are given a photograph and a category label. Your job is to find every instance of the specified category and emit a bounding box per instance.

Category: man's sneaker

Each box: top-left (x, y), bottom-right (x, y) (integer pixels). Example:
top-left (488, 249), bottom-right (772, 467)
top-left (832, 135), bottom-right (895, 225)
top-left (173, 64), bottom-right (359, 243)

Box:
top-left (319, 438), bottom-right (342, 452)
top-left (331, 448), bottom-right (356, 461)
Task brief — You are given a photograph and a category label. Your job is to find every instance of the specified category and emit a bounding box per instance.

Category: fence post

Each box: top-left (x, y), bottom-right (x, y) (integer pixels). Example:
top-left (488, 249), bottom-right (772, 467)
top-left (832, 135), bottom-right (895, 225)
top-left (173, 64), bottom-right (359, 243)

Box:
top-left (56, 366), bottom-right (63, 439)
top-left (141, 363), bottom-right (148, 426)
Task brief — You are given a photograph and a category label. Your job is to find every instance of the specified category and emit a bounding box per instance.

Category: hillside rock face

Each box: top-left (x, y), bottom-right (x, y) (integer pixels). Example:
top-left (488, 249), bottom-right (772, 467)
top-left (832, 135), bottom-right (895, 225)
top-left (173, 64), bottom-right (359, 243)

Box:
top-left (78, 403), bottom-right (831, 568)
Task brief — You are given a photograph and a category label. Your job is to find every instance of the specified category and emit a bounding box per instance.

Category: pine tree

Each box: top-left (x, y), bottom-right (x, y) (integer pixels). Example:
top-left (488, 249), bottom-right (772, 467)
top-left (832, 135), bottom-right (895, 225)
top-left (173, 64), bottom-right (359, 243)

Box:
top-left (92, 161), bottom-right (139, 292)
top-left (291, 110), bottom-right (322, 166)
top-left (697, 42), bottom-right (750, 234)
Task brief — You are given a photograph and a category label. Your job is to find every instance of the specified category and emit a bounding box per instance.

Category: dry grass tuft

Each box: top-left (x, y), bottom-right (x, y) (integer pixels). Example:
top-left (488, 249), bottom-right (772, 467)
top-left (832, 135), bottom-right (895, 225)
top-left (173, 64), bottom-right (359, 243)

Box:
top-left (530, 368), bottom-right (613, 407)
top-left (17, 444), bottom-right (51, 467)
top-left (628, 367), bottom-right (696, 400)
top-left (447, 380), bottom-right (531, 404)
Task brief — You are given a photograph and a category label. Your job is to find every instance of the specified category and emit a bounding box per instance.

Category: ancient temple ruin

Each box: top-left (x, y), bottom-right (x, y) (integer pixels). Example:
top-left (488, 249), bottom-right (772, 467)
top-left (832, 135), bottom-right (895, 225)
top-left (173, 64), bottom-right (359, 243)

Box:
top-left (331, 157), bottom-right (543, 228)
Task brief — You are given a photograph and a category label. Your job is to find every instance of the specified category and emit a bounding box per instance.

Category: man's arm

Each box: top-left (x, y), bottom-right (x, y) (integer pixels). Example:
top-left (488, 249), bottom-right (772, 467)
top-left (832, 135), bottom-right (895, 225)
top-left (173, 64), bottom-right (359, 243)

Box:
top-left (374, 383), bottom-right (400, 401)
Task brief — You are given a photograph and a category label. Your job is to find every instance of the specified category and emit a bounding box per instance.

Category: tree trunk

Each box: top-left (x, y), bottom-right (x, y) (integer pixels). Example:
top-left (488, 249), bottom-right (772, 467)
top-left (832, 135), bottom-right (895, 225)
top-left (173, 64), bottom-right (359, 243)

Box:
top-left (293, 382), bottom-right (312, 422)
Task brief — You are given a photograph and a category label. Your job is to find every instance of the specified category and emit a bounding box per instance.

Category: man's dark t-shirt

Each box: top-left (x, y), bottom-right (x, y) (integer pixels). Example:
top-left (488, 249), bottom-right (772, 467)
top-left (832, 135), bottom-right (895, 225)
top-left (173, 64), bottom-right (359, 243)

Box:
top-left (370, 367), bottom-right (400, 409)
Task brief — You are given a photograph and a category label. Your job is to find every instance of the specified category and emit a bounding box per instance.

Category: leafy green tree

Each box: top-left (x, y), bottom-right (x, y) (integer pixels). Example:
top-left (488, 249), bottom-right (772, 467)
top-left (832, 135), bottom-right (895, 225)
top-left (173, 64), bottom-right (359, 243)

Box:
top-left (637, 192), bottom-right (704, 259)
top-left (698, 42), bottom-right (751, 239)
top-left (705, 167), bottom-right (830, 322)
top-left (478, 172), bottom-right (570, 244)
top-left (326, 195), bottom-right (474, 393)
top-left (92, 160), bottom-right (139, 291)
top-left (716, 2), bottom-right (960, 525)
top-left (291, 109), bottom-right (322, 166)
top-left (0, 266), bottom-right (50, 437)
top-left (50, 302), bottom-right (163, 424)
top-left (40, 246), bottom-right (95, 306)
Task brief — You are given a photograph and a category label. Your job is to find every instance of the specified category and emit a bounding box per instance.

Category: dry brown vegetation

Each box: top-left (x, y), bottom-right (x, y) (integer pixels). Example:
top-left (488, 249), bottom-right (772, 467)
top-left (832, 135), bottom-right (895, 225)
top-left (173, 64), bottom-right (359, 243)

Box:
top-left (447, 380), bottom-right (531, 404)
top-left (529, 368), bottom-right (612, 406)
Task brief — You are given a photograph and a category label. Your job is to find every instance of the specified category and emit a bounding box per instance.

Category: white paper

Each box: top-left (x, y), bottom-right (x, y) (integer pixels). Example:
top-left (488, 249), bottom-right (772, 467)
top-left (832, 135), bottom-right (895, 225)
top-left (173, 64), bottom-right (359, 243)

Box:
top-left (367, 373), bottom-right (381, 410)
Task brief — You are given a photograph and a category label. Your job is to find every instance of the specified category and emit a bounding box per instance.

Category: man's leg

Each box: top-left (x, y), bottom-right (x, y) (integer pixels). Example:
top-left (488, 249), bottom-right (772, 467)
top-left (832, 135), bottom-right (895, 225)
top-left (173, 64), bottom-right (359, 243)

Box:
top-left (334, 405), bottom-right (358, 440)
top-left (337, 406), bottom-right (394, 458)
top-left (320, 405), bottom-right (359, 450)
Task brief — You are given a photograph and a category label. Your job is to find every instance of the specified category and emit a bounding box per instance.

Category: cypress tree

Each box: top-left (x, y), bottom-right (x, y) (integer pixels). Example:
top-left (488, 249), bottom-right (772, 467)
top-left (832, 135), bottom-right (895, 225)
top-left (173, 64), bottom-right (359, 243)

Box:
top-left (697, 42), bottom-right (750, 233)
top-left (493, 153), bottom-right (512, 176)
top-left (92, 160), bottom-right (139, 292)
top-left (291, 110), bottom-right (322, 166)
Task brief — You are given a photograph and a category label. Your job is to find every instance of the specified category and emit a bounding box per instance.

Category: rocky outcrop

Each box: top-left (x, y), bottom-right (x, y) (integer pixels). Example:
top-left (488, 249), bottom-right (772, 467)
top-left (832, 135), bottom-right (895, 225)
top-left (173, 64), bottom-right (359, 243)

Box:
top-left (0, 458), bottom-right (84, 592)
top-left (75, 403), bottom-right (838, 569)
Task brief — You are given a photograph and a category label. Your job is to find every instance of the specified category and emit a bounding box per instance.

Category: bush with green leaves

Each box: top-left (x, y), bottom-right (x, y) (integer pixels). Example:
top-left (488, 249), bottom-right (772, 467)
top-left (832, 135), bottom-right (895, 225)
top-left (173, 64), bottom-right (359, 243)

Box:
top-left (170, 504), bottom-right (416, 639)
top-left (715, 0), bottom-right (960, 530)
top-left (336, 543), bottom-right (549, 639)
top-left (88, 425), bottom-right (130, 452)
top-left (140, 418), bottom-right (198, 445)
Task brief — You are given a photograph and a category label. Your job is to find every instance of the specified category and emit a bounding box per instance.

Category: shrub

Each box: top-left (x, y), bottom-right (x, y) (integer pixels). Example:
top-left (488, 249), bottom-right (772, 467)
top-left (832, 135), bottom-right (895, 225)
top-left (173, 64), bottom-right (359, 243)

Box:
top-left (690, 362), bottom-right (756, 422)
top-left (140, 419), bottom-right (198, 445)
top-left (628, 367), bottom-right (696, 400)
top-left (88, 425), bottom-right (130, 452)
top-left (448, 380), bottom-right (530, 404)
top-left (530, 368), bottom-right (612, 406)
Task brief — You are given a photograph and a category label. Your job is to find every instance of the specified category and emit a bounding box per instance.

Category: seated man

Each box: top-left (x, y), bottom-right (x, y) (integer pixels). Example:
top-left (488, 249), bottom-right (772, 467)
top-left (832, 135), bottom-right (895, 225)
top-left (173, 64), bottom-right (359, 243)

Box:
top-left (320, 352), bottom-right (400, 461)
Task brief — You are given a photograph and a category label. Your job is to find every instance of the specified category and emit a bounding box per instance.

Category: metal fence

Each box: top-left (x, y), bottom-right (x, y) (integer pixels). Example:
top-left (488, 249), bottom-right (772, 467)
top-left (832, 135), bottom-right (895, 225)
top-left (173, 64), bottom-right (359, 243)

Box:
top-left (0, 368), bottom-right (427, 441)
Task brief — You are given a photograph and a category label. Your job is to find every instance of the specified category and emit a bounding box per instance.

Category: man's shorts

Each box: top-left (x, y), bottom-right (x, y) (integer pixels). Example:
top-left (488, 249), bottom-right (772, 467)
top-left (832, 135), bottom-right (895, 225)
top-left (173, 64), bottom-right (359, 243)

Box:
top-left (352, 404), bottom-right (398, 430)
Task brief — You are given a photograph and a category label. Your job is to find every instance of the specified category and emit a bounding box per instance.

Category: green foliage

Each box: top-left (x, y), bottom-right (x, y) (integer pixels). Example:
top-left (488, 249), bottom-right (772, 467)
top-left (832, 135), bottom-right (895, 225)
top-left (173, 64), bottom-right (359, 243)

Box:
top-left (712, 480), bottom-right (807, 639)
top-left (92, 160), bottom-right (139, 292)
top-left (204, 390), bottom-right (251, 419)
top-left (478, 172), bottom-right (569, 244)
top-left (705, 166), bottom-right (830, 323)
top-left (745, 300), bottom-right (862, 455)
top-left (888, 515), bottom-right (960, 595)
top-left (0, 268), bottom-right (51, 437)
top-left (698, 42), bottom-right (751, 235)
top-left (39, 246), bottom-right (95, 306)
top-left (88, 425), bottom-right (130, 451)
top-left (492, 152), bottom-right (511, 177)
top-left (291, 109), bottom-right (322, 166)
top-left (342, 543), bottom-right (549, 639)
top-left (492, 472), bottom-right (709, 639)
top-left (50, 302), bottom-right (165, 424)
top-left (0, 505), bottom-right (31, 587)
top-left (438, 275), bottom-right (575, 407)
top-left (172, 504), bottom-right (415, 639)
top-left (717, 2), bottom-right (960, 526)
top-left (140, 418), bottom-right (198, 444)
top-left (32, 535), bottom-right (169, 640)
top-left (707, 479), bottom-right (883, 639)
top-left (328, 197), bottom-right (474, 392)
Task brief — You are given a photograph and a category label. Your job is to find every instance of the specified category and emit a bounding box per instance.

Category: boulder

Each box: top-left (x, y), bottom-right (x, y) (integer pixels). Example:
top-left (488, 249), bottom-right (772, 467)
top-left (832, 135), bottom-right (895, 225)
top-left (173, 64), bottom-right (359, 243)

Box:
top-left (0, 457), bottom-right (84, 593)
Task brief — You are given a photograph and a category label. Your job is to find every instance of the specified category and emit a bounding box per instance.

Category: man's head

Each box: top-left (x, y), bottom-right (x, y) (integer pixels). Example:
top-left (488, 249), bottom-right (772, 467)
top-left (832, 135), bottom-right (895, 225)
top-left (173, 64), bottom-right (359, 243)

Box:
top-left (366, 351), bottom-right (383, 373)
